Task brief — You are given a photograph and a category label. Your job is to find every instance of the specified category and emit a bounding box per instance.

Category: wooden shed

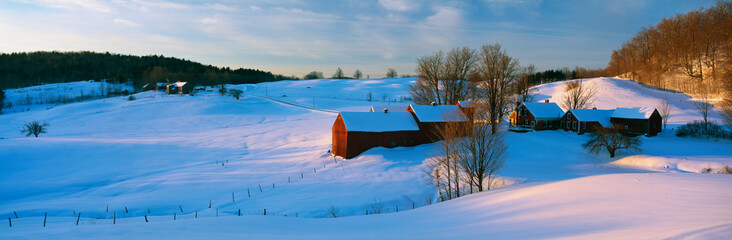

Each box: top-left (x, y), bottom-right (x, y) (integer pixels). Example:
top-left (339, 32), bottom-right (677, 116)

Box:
top-left (456, 101), bottom-right (475, 121)
top-left (407, 104), bottom-right (470, 142)
top-left (332, 112), bottom-right (421, 159)
top-left (610, 107), bottom-right (662, 136)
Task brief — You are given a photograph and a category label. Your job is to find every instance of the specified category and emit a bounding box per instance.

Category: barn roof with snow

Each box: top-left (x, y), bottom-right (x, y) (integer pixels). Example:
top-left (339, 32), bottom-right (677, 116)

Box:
top-left (339, 112), bottom-right (420, 132)
top-left (370, 105), bottom-right (409, 113)
top-left (611, 107), bottom-right (657, 119)
top-left (522, 102), bottom-right (564, 119)
top-left (408, 104), bottom-right (469, 122)
top-left (568, 109), bottom-right (615, 128)
top-left (171, 82), bottom-right (188, 87)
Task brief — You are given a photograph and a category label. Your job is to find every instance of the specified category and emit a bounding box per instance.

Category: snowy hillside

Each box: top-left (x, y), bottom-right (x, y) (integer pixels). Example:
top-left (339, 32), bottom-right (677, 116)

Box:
top-left (2, 80), bottom-right (133, 113)
top-left (1, 77), bottom-right (730, 239)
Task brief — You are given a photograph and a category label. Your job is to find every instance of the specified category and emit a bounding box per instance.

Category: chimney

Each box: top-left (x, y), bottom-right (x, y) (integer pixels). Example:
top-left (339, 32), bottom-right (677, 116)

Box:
top-left (383, 108), bottom-right (389, 113)
top-left (545, 99), bottom-right (549, 103)
top-left (431, 102), bottom-right (437, 106)
top-left (592, 107), bottom-right (597, 110)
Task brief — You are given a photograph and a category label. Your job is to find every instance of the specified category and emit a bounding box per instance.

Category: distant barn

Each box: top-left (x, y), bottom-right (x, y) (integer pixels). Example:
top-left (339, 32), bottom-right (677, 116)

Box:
top-left (610, 107), bottom-right (662, 136)
top-left (332, 112), bottom-right (421, 159)
top-left (456, 101), bottom-right (475, 120)
top-left (166, 82), bottom-right (192, 95)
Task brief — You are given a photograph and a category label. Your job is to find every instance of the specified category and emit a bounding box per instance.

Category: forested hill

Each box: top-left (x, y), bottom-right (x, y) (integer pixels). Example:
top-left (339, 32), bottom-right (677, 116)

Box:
top-left (0, 51), bottom-right (296, 90)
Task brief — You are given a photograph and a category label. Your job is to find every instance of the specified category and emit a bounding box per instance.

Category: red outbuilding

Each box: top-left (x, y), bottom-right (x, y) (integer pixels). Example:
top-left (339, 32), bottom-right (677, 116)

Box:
top-left (560, 108), bottom-right (615, 134)
top-left (332, 111), bottom-right (421, 159)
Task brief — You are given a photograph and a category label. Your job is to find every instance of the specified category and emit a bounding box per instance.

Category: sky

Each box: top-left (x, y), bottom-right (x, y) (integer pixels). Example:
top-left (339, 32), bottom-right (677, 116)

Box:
top-left (0, 0), bottom-right (719, 78)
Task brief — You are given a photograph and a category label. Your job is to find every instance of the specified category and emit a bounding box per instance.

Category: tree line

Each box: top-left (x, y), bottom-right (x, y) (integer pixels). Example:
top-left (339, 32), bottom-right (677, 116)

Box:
top-left (0, 51), bottom-right (296, 90)
top-left (605, 0), bottom-right (731, 95)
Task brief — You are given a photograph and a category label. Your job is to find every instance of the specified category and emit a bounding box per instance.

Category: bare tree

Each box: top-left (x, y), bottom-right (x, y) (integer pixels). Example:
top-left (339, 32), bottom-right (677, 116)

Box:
top-left (458, 122), bottom-right (507, 192)
top-left (411, 51), bottom-right (444, 104)
top-left (426, 112), bottom-right (467, 200)
top-left (472, 43), bottom-right (519, 133)
top-left (515, 64), bottom-right (536, 103)
top-left (218, 84), bottom-right (228, 96)
top-left (386, 68), bottom-right (398, 78)
top-left (657, 99), bottom-right (672, 129)
top-left (304, 71), bottom-right (324, 80)
top-left (441, 47), bottom-right (477, 104)
top-left (333, 67), bottom-right (345, 79)
top-left (228, 89), bottom-right (243, 100)
top-left (559, 79), bottom-right (596, 110)
top-left (353, 69), bottom-right (363, 79)
top-left (583, 126), bottom-right (642, 158)
top-left (21, 121), bottom-right (49, 138)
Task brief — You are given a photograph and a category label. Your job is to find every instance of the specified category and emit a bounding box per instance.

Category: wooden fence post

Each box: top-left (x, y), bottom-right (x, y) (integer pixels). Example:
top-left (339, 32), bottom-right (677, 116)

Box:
top-left (232, 192), bottom-right (235, 202)
top-left (174, 213), bottom-right (176, 220)
top-left (125, 206), bottom-right (128, 213)
top-left (13, 211), bottom-right (18, 218)
top-left (8, 218), bottom-right (10, 227)
top-left (113, 212), bottom-right (116, 224)
top-left (44, 212), bottom-right (47, 227)
top-left (264, 208), bottom-right (267, 216)
top-left (179, 205), bottom-right (184, 212)
top-left (238, 209), bottom-right (241, 216)
top-left (248, 188), bottom-right (251, 197)
top-left (145, 215), bottom-right (148, 222)
top-left (195, 211), bottom-right (198, 218)
top-left (259, 184), bottom-right (262, 192)
top-left (76, 213), bottom-right (80, 226)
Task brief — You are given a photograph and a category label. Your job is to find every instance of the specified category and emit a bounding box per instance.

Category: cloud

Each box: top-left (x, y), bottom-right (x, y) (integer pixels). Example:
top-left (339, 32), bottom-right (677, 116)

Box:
top-left (249, 6), bottom-right (262, 11)
top-left (113, 18), bottom-right (138, 27)
top-left (425, 6), bottom-right (462, 29)
top-left (378, 0), bottom-right (417, 12)
top-left (20, 0), bottom-right (113, 13)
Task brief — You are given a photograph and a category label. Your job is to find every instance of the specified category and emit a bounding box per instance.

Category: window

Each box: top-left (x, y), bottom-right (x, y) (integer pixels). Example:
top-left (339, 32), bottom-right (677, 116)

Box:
top-left (582, 122), bottom-right (587, 129)
top-left (573, 122), bottom-right (577, 129)
top-left (524, 119), bottom-right (528, 125)
top-left (561, 121), bottom-right (565, 129)
top-left (567, 113), bottom-right (572, 120)
top-left (531, 121), bottom-right (535, 127)
top-left (624, 125), bottom-right (629, 130)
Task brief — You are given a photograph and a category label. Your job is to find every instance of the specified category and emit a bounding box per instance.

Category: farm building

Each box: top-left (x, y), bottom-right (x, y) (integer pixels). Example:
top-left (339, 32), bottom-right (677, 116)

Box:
top-left (166, 82), bottom-right (193, 95)
top-left (369, 105), bottom-right (409, 113)
top-left (610, 107), bottom-right (662, 136)
top-left (407, 104), bottom-right (470, 142)
top-left (456, 101), bottom-right (475, 120)
top-left (510, 100), bottom-right (564, 130)
top-left (560, 108), bottom-right (615, 134)
top-left (332, 112), bottom-right (421, 159)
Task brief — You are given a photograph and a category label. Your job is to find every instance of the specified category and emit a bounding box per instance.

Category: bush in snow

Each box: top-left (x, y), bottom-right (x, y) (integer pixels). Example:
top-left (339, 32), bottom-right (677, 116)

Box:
top-left (675, 121), bottom-right (729, 139)
top-left (0, 88), bottom-right (5, 114)
top-left (21, 121), bottom-right (49, 138)
top-left (717, 166), bottom-right (732, 174)
top-left (218, 85), bottom-right (228, 96)
top-left (127, 95), bottom-right (136, 101)
top-left (228, 89), bottom-right (243, 100)
top-left (326, 205), bottom-right (342, 218)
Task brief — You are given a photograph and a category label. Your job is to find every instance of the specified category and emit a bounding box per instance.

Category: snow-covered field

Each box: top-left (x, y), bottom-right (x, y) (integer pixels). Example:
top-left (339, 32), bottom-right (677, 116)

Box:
top-left (1, 77), bottom-right (730, 239)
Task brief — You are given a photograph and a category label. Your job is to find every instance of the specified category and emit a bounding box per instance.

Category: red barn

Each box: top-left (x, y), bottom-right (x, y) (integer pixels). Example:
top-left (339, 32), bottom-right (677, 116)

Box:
top-left (407, 104), bottom-right (470, 142)
top-left (510, 101), bottom-right (564, 130)
top-left (332, 111), bottom-right (421, 159)
top-left (560, 108), bottom-right (614, 134)
top-left (610, 107), bottom-right (662, 136)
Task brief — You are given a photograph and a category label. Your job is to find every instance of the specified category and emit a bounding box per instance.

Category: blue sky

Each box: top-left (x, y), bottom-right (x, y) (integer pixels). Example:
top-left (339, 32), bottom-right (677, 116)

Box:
top-left (0, 0), bottom-right (717, 78)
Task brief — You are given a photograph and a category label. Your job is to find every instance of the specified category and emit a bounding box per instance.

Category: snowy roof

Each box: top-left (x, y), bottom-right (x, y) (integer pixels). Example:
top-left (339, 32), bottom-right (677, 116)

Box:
top-left (172, 82), bottom-right (187, 87)
top-left (611, 107), bottom-right (656, 119)
top-left (523, 102), bottom-right (564, 119)
top-left (408, 105), bottom-right (469, 122)
top-left (339, 112), bottom-right (420, 132)
top-left (157, 82), bottom-right (170, 87)
top-left (569, 109), bottom-right (614, 128)
top-left (457, 101), bottom-right (474, 108)
top-left (370, 105), bottom-right (409, 113)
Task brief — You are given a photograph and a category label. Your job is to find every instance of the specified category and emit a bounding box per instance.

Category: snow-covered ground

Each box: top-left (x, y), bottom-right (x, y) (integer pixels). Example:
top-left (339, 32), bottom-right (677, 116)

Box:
top-left (1, 77), bottom-right (730, 239)
top-left (2, 80), bottom-right (133, 113)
